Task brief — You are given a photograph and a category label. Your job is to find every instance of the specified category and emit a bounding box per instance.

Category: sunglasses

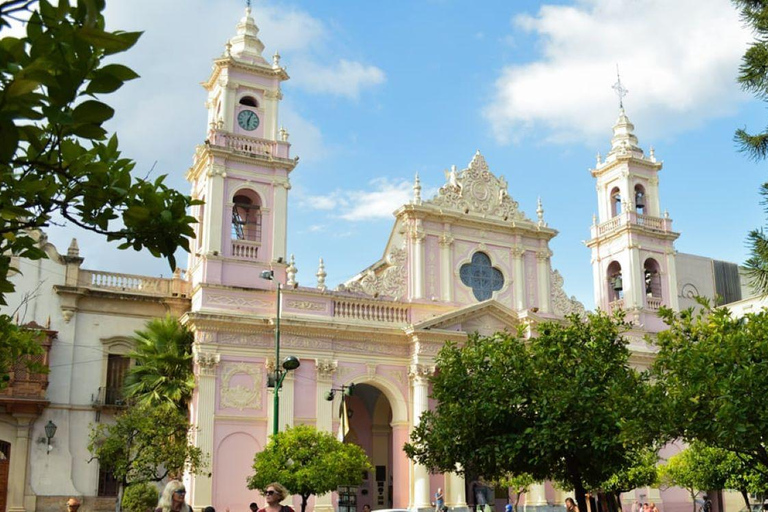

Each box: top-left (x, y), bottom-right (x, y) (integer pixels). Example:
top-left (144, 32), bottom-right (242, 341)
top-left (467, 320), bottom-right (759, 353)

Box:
top-left (174, 490), bottom-right (186, 495)
top-left (265, 491), bottom-right (277, 496)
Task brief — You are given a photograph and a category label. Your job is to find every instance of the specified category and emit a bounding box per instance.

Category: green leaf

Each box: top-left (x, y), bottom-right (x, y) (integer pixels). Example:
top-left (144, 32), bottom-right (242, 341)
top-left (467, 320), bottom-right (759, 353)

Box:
top-left (76, 28), bottom-right (142, 55)
top-left (72, 100), bottom-right (114, 124)
top-left (0, 121), bottom-right (19, 163)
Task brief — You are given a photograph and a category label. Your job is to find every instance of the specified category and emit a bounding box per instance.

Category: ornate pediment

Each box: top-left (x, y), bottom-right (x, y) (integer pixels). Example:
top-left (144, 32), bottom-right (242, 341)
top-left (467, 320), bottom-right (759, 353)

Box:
top-left (411, 300), bottom-right (520, 336)
top-left (426, 151), bottom-right (530, 222)
top-left (338, 246), bottom-right (407, 299)
top-left (550, 270), bottom-right (586, 318)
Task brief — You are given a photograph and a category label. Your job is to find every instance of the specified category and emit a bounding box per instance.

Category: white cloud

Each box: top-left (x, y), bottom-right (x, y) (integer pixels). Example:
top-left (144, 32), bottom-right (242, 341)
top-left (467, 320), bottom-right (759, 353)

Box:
top-left (291, 59), bottom-right (386, 99)
top-left (302, 178), bottom-right (413, 221)
top-left (485, 0), bottom-right (753, 145)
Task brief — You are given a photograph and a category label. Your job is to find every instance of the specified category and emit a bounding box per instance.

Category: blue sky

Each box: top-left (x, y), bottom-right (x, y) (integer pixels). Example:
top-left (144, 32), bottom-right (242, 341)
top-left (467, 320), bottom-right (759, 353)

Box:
top-left (34, 0), bottom-right (767, 309)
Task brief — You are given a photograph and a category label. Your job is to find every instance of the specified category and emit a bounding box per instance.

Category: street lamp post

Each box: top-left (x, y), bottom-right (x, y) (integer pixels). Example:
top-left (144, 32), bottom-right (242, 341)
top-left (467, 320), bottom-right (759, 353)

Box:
top-left (260, 270), bottom-right (301, 436)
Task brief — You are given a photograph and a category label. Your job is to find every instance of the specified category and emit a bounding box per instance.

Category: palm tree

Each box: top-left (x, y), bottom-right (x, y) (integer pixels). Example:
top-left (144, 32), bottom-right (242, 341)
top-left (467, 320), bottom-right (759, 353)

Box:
top-left (123, 315), bottom-right (195, 413)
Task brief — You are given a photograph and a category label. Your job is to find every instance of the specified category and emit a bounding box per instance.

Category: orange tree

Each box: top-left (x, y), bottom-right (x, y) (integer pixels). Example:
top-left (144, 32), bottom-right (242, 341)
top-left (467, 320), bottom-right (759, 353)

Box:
top-left (404, 312), bottom-right (661, 512)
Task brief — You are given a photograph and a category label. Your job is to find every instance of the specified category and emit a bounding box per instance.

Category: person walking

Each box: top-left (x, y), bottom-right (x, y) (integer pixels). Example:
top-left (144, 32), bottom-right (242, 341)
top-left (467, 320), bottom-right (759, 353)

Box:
top-left (258, 483), bottom-right (294, 512)
top-left (156, 481), bottom-right (192, 512)
top-left (435, 488), bottom-right (445, 512)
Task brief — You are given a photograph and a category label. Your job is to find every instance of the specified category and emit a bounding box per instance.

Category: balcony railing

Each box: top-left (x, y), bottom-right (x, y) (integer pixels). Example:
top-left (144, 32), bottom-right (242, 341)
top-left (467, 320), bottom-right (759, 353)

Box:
top-left (609, 298), bottom-right (624, 314)
top-left (0, 323), bottom-right (54, 402)
top-left (80, 269), bottom-right (190, 297)
top-left (209, 132), bottom-right (291, 159)
top-left (231, 240), bottom-right (260, 260)
top-left (92, 386), bottom-right (128, 408)
top-left (646, 297), bottom-right (663, 311)
top-left (333, 298), bottom-right (409, 323)
top-left (593, 212), bottom-right (673, 238)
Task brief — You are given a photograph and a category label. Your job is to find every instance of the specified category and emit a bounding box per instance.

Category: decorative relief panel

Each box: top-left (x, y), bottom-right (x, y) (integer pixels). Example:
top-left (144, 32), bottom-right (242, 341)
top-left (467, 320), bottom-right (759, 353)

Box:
top-left (220, 362), bottom-right (262, 411)
top-left (386, 369), bottom-right (406, 385)
top-left (338, 247), bottom-right (407, 299)
top-left (426, 151), bottom-right (531, 222)
top-left (207, 294), bottom-right (268, 309)
top-left (218, 333), bottom-right (272, 347)
top-left (550, 270), bottom-right (586, 317)
top-left (285, 300), bottom-right (327, 312)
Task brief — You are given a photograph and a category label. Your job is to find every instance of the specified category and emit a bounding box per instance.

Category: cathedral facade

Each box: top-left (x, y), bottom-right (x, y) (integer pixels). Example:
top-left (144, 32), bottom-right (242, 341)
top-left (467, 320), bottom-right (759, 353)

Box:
top-left (0, 7), bottom-right (748, 512)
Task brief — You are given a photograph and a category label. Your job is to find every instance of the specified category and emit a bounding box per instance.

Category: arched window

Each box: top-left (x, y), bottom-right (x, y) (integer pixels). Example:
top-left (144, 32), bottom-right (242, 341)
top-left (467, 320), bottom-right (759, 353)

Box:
top-left (239, 96), bottom-right (258, 108)
top-left (607, 261), bottom-right (623, 301)
top-left (634, 184), bottom-right (646, 215)
top-left (610, 187), bottom-right (622, 217)
top-left (231, 191), bottom-right (262, 242)
top-left (644, 258), bottom-right (662, 298)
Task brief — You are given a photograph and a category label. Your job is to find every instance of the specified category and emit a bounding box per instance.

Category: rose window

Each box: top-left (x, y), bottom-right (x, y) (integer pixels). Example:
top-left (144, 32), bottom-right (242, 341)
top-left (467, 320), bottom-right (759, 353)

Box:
top-left (459, 252), bottom-right (504, 301)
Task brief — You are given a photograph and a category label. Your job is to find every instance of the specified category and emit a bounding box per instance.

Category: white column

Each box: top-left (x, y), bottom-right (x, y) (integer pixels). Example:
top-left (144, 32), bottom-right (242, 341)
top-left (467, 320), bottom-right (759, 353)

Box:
top-left (512, 246), bottom-right (525, 310)
top-left (446, 470), bottom-right (467, 510)
top-left (220, 82), bottom-right (235, 131)
top-left (439, 234), bottom-right (454, 302)
top-left (627, 245), bottom-right (642, 309)
top-left (204, 165), bottom-right (226, 257)
top-left (536, 249), bottom-right (552, 313)
top-left (314, 360), bottom-right (336, 512)
top-left (410, 365), bottom-right (432, 510)
top-left (274, 371), bottom-right (295, 433)
top-left (411, 229), bottom-right (426, 300)
top-left (665, 248), bottom-right (679, 310)
top-left (526, 483), bottom-right (548, 509)
top-left (272, 182), bottom-right (289, 262)
top-left (190, 352), bottom-right (220, 510)
top-left (8, 415), bottom-right (33, 512)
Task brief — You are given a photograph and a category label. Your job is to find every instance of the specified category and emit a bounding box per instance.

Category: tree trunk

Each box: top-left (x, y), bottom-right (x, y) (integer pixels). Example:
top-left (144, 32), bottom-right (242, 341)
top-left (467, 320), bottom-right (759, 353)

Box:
top-left (115, 481), bottom-right (125, 512)
top-left (689, 490), bottom-right (697, 512)
top-left (604, 492), bottom-right (617, 512)
top-left (572, 479), bottom-right (588, 512)
top-left (300, 494), bottom-right (310, 512)
top-left (740, 489), bottom-right (751, 510)
top-left (514, 491), bottom-right (523, 512)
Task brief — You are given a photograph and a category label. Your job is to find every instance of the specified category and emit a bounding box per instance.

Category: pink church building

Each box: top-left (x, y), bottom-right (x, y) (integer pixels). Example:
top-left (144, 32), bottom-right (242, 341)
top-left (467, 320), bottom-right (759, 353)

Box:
top-left (0, 6), bottom-right (749, 512)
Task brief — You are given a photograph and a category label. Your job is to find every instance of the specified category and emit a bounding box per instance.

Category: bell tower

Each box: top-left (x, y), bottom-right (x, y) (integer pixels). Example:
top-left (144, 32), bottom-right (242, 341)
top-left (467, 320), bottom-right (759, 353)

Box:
top-left (185, 6), bottom-right (296, 291)
top-left (586, 107), bottom-right (680, 330)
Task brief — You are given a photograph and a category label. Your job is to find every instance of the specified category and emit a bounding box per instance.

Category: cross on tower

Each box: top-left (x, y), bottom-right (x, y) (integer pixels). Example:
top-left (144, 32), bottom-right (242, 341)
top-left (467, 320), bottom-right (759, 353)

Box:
top-left (246, 0), bottom-right (251, 8)
top-left (612, 64), bottom-right (628, 109)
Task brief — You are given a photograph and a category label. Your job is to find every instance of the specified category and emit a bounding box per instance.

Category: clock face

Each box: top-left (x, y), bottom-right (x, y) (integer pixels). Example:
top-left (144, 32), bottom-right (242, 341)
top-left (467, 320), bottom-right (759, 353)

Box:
top-left (237, 109), bottom-right (260, 131)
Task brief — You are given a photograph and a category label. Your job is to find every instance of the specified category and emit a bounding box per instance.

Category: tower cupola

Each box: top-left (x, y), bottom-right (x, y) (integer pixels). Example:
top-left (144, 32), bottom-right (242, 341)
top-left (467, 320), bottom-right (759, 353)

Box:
top-left (228, 7), bottom-right (267, 64)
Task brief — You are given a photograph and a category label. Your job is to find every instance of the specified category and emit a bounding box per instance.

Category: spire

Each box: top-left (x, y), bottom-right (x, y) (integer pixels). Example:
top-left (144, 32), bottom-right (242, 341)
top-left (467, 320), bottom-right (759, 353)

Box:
top-left (227, 5), bottom-right (267, 64)
top-left (316, 258), bottom-right (327, 291)
top-left (413, 173), bottom-right (422, 205)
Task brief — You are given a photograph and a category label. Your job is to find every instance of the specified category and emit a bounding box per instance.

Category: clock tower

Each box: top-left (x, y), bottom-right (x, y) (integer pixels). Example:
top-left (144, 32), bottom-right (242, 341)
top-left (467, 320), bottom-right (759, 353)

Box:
top-left (185, 6), bottom-right (296, 292)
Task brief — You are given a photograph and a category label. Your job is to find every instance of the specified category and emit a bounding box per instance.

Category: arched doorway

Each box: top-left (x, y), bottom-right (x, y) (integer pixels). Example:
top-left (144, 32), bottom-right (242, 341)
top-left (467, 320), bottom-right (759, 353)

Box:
top-left (344, 384), bottom-right (393, 511)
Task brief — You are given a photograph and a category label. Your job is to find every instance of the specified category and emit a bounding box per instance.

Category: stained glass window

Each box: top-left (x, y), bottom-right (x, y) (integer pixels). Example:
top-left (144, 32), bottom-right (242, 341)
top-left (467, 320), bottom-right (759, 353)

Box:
top-left (459, 252), bottom-right (504, 301)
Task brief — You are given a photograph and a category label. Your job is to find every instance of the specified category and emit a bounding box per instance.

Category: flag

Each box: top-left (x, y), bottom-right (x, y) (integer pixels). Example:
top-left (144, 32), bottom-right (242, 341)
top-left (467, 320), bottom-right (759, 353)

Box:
top-left (337, 398), bottom-right (350, 442)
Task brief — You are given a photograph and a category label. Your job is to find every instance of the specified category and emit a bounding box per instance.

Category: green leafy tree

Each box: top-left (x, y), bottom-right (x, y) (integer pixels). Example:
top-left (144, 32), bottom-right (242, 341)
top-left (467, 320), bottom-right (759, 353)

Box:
top-left (248, 425), bottom-right (372, 512)
top-left (122, 482), bottom-right (159, 512)
top-left (492, 473), bottom-right (536, 512)
top-left (123, 315), bottom-right (195, 413)
top-left (653, 302), bottom-right (768, 470)
top-left (732, 0), bottom-right (768, 293)
top-left (734, 0), bottom-right (768, 160)
top-left (0, 0), bottom-right (198, 386)
top-left (599, 447), bottom-right (659, 512)
top-left (405, 312), bottom-right (660, 512)
top-left (88, 405), bottom-right (207, 512)
top-left (659, 443), bottom-right (729, 512)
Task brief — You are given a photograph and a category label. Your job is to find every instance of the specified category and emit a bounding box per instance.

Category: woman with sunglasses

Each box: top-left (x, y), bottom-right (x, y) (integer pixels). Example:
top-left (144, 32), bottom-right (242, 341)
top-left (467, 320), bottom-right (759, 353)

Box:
top-left (157, 480), bottom-right (193, 512)
top-left (259, 483), bottom-right (293, 512)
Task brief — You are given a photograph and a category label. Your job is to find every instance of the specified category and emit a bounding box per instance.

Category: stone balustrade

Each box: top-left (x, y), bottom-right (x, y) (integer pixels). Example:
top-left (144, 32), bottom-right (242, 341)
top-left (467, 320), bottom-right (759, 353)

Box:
top-left (609, 298), bottom-right (624, 313)
top-left (594, 211), bottom-right (672, 238)
top-left (80, 269), bottom-right (190, 297)
top-left (646, 297), bottom-right (663, 310)
top-left (231, 240), bottom-right (260, 260)
top-left (210, 132), bottom-right (290, 159)
top-left (333, 298), bottom-right (409, 323)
